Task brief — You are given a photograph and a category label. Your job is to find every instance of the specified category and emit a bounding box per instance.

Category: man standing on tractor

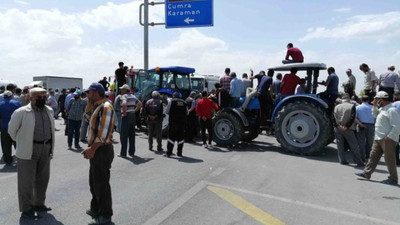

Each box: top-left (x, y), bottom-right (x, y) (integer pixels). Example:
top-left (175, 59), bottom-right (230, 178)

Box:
top-left (319, 67), bottom-right (339, 115)
top-left (220, 68), bottom-right (232, 92)
top-left (360, 63), bottom-right (378, 101)
top-left (115, 62), bottom-right (127, 91)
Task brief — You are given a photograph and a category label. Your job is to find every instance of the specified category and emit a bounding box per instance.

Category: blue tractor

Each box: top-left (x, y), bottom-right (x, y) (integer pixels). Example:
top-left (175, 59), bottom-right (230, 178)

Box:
top-left (212, 63), bottom-right (333, 155)
top-left (133, 66), bottom-right (195, 134)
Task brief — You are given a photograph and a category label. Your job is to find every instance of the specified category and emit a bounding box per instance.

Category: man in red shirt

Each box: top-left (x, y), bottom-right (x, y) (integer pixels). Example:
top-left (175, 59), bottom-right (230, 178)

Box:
top-left (196, 91), bottom-right (220, 147)
top-left (280, 68), bottom-right (305, 99)
top-left (282, 43), bottom-right (304, 64)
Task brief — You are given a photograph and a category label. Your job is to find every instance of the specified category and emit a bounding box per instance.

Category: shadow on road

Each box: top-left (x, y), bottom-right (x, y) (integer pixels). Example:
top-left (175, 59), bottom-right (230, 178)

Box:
top-left (19, 213), bottom-right (64, 225)
top-left (122, 156), bottom-right (154, 165)
top-left (177, 156), bottom-right (203, 163)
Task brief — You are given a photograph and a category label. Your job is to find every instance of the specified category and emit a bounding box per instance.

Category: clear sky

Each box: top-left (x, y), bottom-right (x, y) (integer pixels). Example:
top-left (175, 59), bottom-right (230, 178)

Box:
top-left (0, 0), bottom-right (399, 93)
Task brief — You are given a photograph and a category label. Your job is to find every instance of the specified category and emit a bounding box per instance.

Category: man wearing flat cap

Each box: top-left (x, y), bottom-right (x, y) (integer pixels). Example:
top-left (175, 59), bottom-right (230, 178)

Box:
top-left (82, 83), bottom-right (116, 224)
top-left (8, 87), bottom-right (55, 220)
top-left (333, 93), bottom-right (364, 166)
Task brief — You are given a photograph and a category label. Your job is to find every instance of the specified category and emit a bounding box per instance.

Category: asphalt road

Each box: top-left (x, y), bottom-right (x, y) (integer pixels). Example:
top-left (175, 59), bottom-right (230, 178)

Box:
top-left (0, 119), bottom-right (399, 225)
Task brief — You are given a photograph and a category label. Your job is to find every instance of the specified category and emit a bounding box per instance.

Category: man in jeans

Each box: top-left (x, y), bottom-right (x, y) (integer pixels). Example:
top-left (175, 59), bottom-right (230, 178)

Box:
top-left (356, 91), bottom-right (400, 185)
top-left (355, 96), bottom-right (375, 160)
top-left (196, 91), bottom-right (220, 147)
top-left (67, 90), bottom-right (87, 150)
top-left (119, 84), bottom-right (142, 157)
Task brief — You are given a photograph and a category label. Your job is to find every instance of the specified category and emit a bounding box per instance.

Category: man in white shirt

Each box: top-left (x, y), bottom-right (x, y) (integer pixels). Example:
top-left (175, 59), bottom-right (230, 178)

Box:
top-left (356, 91), bottom-right (400, 185)
top-left (360, 63), bottom-right (378, 101)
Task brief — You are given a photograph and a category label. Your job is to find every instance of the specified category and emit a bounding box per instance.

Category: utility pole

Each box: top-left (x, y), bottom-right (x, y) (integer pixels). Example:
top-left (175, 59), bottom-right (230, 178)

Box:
top-left (140, 1), bottom-right (165, 70)
top-left (143, 0), bottom-right (149, 70)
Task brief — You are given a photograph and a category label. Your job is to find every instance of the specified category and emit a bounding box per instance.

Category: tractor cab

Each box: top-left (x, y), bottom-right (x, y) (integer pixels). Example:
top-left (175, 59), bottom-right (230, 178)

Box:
top-left (134, 66), bottom-right (194, 102)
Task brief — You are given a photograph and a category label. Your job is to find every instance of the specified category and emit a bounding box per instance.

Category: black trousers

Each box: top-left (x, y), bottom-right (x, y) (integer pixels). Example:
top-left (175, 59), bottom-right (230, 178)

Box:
top-left (258, 93), bottom-right (273, 124)
top-left (167, 123), bottom-right (185, 156)
top-left (185, 113), bottom-right (198, 142)
top-left (200, 118), bottom-right (212, 145)
top-left (89, 144), bottom-right (114, 217)
top-left (1, 131), bottom-right (14, 164)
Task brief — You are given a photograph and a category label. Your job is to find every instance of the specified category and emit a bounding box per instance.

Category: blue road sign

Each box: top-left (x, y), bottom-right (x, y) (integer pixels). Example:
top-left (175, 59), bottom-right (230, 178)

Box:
top-left (165, 0), bottom-right (213, 29)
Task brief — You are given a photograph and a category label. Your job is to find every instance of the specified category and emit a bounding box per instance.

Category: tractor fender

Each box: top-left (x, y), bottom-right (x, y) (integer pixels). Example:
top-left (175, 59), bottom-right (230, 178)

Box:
top-left (221, 107), bottom-right (250, 127)
top-left (271, 94), bottom-right (328, 122)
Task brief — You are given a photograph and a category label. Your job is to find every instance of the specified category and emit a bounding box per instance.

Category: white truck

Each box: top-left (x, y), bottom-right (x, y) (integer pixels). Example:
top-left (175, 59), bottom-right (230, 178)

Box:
top-left (191, 74), bottom-right (219, 92)
top-left (32, 76), bottom-right (83, 90)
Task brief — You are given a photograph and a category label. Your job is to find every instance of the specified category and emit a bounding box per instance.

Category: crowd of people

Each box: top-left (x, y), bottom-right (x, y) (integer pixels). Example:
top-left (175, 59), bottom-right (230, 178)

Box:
top-left (0, 53), bottom-right (400, 223)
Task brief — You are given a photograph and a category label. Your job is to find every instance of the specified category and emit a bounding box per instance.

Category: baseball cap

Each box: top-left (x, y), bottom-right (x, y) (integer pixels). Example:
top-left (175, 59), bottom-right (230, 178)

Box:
top-left (87, 83), bottom-right (105, 95)
top-left (3, 90), bottom-right (13, 98)
top-left (74, 90), bottom-right (82, 96)
top-left (120, 84), bottom-right (130, 91)
top-left (374, 91), bottom-right (389, 99)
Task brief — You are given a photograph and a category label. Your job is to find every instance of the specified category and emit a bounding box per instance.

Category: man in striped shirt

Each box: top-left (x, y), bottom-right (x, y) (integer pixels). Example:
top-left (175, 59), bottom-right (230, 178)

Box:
top-left (82, 83), bottom-right (116, 225)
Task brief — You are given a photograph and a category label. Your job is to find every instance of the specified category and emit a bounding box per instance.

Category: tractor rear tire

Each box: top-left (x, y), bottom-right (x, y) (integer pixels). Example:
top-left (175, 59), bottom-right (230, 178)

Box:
top-left (212, 112), bottom-right (243, 147)
top-left (275, 101), bottom-right (331, 155)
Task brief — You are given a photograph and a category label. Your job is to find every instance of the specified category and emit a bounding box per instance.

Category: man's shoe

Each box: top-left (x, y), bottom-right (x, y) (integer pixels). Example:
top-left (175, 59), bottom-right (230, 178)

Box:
top-left (157, 147), bottom-right (163, 152)
top-left (86, 209), bottom-right (99, 218)
top-left (68, 146), bottom-right (73, 150)
top-left (355, 162), bottom-right (365, 167)
top-left (117, 154), bottom-right (127, 158)
top-left (340, 161), bottom-right (349, 165)
top-left (75, 145), bottom-right (82, 150)
top-left (21, 210), bottom-right (40, 220)
top-left (163, 153), bottom-right (171, 158)
top-left (381, 179), bottom-right (398, 185)
top-left (177, 153), bottom-right (182, 157)
top-left (355, 172), bottom-right (370, 180)
top-left (33, 205), bottom-right (52, 212)
top-left (81, 139), bottom-right (88, 143)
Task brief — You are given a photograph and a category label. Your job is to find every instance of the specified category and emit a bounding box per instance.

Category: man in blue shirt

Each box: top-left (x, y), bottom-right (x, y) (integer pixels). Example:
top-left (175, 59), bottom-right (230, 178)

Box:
top-left (0, 91), bottom-right (21, 165)
top-left (355, 96), bottom-right (375, 160)
top-left (319, 67), bottom-right (339, 115)
top-left (229, 72), bottom-right (242, 107)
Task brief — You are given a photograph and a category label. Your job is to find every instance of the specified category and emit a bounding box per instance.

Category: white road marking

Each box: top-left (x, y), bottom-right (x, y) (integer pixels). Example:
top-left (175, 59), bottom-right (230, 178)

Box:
top-left (207, 182), bottom-right (400, 225)
top-left (142, 180), bottom-right (208, 225)
top-left (209, 167), bottom-right (226, 177)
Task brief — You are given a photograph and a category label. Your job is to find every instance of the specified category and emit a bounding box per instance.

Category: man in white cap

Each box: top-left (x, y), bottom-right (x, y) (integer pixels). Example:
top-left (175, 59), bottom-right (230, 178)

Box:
top-left (8, 87), bottom-right (55, 219)
top-left (118, 84), bottom-right (142, 157)
top-left (378, 65), bottom-right (400, 101)
top-left (356, 91), bottom-right (400, 185)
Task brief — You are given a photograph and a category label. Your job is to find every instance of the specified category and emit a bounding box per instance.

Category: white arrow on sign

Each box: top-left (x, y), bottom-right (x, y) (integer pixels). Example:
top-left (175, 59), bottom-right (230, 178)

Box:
top-left (184, 17), bottom-right (195, 24)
